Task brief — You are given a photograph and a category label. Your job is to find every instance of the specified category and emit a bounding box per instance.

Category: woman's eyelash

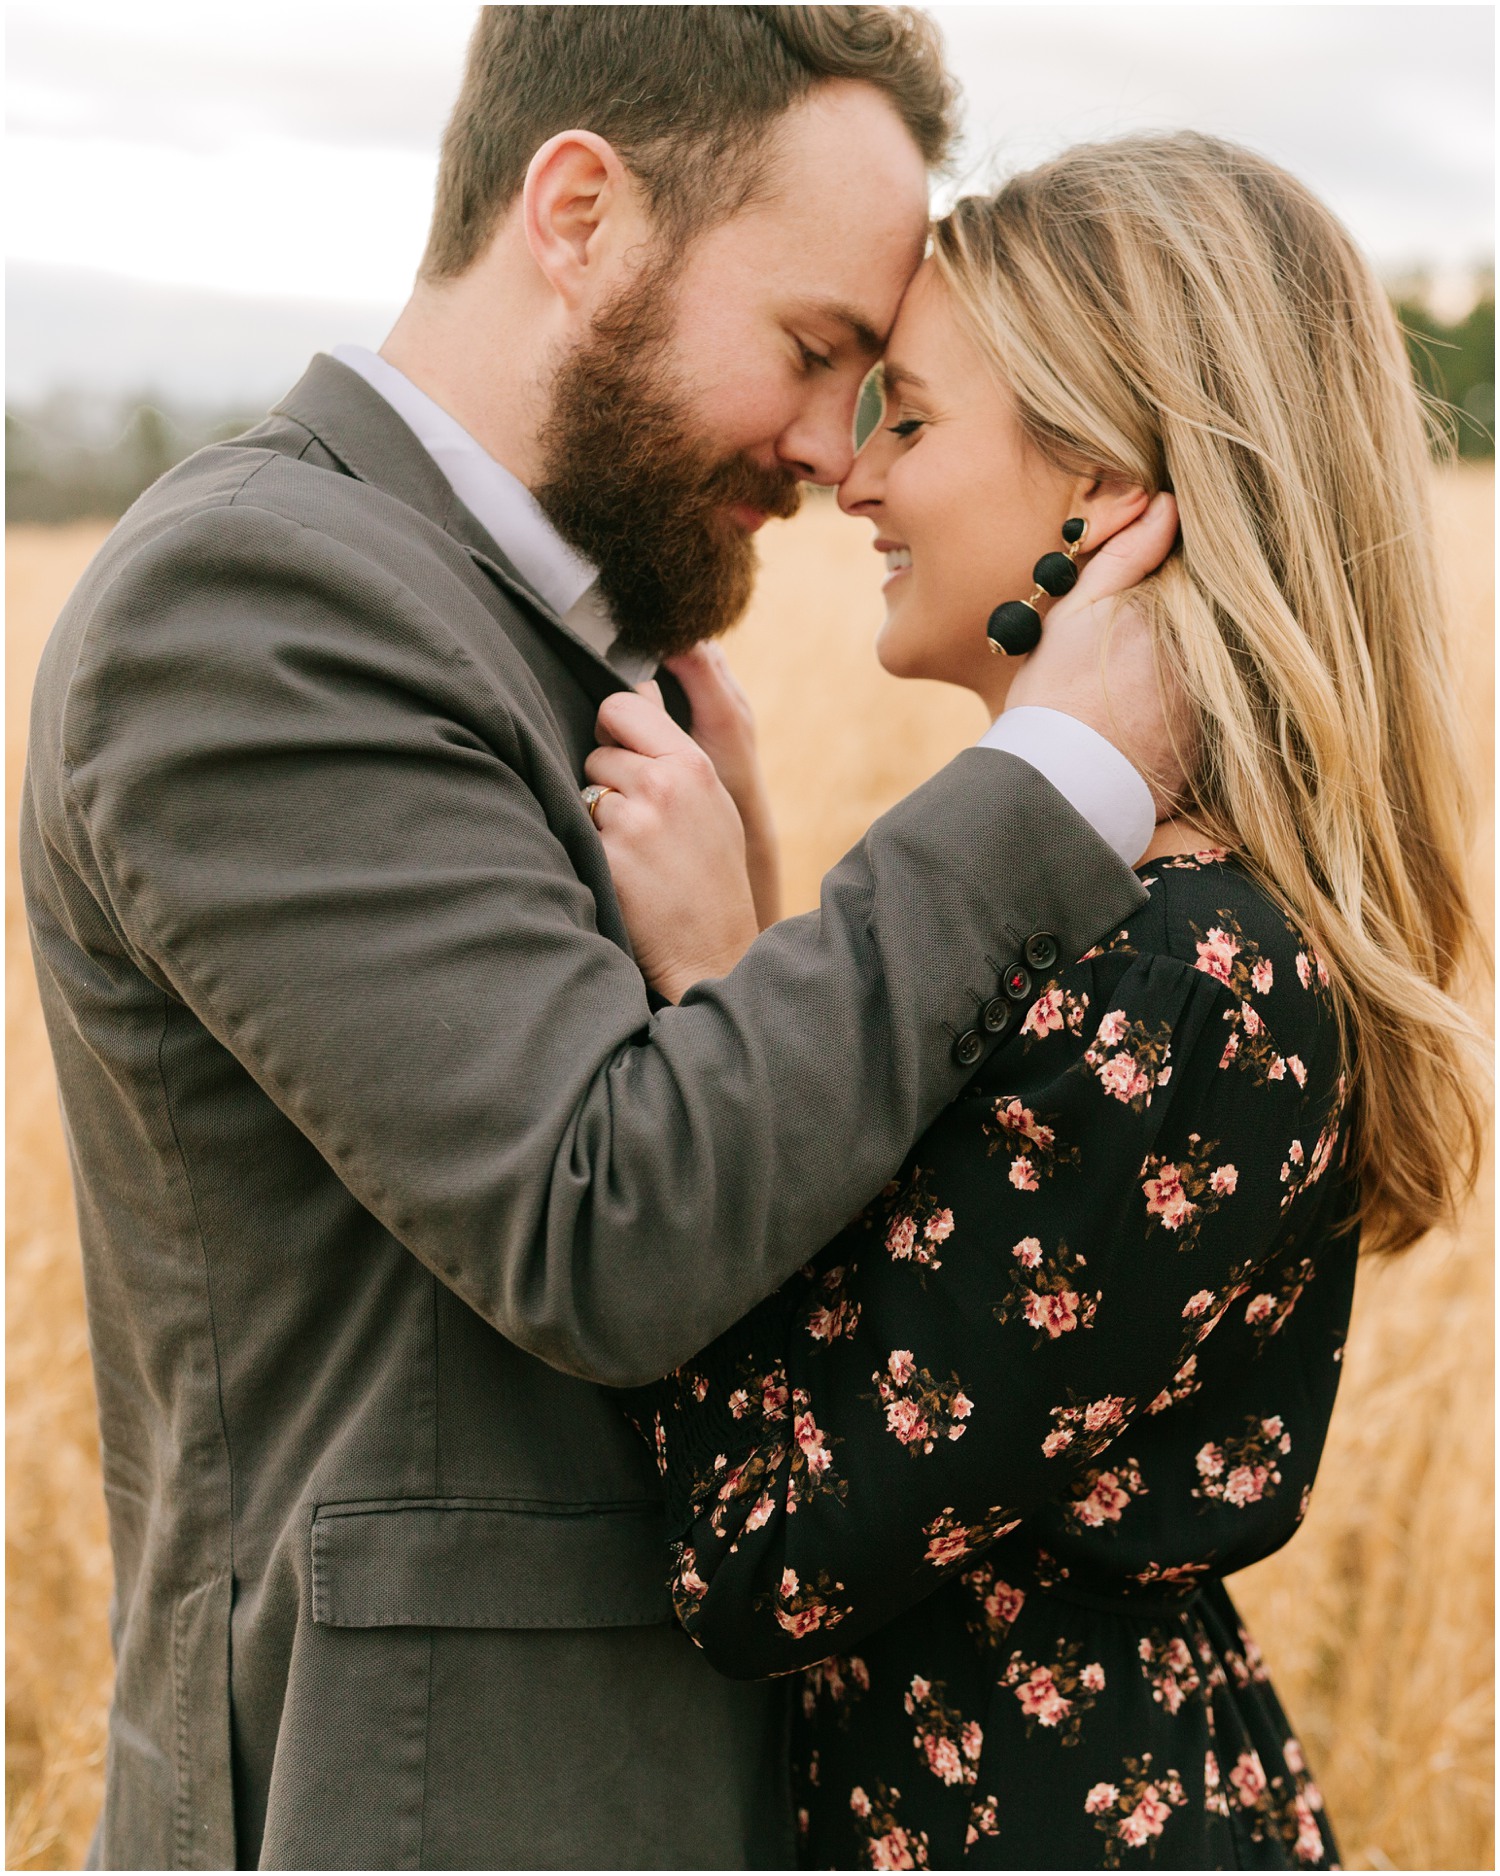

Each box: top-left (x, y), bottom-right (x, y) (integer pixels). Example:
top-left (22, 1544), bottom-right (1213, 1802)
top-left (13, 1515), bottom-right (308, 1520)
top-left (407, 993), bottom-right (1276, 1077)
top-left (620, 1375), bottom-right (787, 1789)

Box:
top-left (886, 418), bottom-right (925, 438)
top-left (798, 342), bottom-right (834, 372)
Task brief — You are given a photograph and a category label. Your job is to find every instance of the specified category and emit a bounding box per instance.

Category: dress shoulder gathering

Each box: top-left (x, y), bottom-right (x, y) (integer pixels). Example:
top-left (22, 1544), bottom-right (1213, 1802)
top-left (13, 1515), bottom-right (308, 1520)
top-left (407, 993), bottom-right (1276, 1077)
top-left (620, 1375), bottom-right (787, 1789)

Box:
top-left (619, 853), bottom-right (1357, 1870)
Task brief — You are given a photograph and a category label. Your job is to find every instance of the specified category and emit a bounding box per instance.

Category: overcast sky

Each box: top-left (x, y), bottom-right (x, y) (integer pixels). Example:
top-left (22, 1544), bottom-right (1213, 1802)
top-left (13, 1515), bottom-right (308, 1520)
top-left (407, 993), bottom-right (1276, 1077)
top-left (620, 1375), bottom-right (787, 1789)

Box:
top-left (6, 2), bottom-right (1494, 406)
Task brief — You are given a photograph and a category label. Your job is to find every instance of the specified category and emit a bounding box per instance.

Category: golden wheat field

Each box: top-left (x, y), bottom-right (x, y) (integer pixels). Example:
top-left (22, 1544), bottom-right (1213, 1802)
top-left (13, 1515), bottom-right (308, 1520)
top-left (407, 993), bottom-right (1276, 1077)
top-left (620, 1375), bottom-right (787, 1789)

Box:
top-left (6, 469), bottom-right (1494, 1871)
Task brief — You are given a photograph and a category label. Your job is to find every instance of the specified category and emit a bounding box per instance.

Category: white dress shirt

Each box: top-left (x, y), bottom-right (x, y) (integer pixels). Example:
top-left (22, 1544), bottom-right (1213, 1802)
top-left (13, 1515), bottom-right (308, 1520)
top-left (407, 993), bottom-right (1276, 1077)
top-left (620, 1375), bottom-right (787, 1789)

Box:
top-left (333, 343), bottom-right (1154, 863)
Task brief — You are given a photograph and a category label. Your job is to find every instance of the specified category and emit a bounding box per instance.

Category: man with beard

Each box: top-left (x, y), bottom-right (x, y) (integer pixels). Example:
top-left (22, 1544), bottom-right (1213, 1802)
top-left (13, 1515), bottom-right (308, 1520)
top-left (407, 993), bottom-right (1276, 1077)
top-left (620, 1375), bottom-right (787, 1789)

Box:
top-left (22, 9), bottom-right (1171, 1870)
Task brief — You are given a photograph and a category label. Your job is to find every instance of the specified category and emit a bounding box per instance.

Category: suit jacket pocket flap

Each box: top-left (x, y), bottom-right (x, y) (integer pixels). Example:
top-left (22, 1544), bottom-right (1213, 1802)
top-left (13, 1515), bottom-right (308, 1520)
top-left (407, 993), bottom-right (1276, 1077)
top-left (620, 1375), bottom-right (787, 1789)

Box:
top-left (311, 1499), bottom-right (674, 1630)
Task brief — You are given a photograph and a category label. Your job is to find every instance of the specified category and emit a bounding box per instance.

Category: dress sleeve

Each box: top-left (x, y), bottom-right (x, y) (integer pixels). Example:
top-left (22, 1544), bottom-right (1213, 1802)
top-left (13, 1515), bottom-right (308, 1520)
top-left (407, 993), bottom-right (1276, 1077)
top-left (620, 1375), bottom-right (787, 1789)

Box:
top-left (621, 941), bottom-right (1345, 1678)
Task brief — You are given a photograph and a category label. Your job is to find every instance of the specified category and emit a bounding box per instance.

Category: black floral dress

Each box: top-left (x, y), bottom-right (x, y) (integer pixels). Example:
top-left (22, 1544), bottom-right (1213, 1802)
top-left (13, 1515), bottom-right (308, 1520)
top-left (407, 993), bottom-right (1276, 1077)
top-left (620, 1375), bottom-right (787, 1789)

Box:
top-left (621, 854), bottom-right (1357, 1870)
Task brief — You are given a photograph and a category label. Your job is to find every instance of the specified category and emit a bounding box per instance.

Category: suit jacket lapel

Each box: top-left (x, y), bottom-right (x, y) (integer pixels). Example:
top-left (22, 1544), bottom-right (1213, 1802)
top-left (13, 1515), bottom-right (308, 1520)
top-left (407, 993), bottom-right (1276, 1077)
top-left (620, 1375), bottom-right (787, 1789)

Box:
top-left (273, 354), bottom-right (634, 712)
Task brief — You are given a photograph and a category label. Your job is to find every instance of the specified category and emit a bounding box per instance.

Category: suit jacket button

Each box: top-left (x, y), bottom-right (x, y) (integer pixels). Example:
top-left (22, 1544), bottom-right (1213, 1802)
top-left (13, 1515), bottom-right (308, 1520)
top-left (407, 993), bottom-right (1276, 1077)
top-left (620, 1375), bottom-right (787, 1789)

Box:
top-left (953, 1029), bottom-right (984, 1066)
top-left (982, 996), bottom-right (1012, 1035)
top-left (1003, 962), bottom-right (1033, 1001)
top-left (1025, 931), bottom-right (1060, 971)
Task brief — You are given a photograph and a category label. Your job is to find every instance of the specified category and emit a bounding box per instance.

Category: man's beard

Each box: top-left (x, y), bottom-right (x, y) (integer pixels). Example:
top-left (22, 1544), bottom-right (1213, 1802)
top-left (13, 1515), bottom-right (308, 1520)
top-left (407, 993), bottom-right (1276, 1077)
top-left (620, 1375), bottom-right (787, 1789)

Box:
top-left (532, 261), bottom-right (803, 662)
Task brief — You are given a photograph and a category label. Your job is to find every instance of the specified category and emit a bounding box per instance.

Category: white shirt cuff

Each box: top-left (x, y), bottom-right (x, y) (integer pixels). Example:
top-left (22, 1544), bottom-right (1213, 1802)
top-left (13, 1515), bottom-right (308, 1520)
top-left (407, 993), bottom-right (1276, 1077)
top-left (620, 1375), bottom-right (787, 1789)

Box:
top-left (977, 706), bottom-right (1155, 866)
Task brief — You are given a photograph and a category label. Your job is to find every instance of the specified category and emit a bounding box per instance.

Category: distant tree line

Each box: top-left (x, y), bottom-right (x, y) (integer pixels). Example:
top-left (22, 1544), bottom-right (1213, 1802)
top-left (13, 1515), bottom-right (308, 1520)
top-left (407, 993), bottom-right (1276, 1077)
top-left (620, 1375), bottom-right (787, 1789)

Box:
top-left (6, 292), bottom-right (1493, 525)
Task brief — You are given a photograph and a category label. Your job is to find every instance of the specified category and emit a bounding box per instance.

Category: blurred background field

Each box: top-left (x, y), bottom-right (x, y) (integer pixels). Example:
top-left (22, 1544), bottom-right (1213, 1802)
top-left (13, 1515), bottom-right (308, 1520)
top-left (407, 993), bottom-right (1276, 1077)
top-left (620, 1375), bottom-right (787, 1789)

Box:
top-left (5, 464), bottom-right (1493, 1870)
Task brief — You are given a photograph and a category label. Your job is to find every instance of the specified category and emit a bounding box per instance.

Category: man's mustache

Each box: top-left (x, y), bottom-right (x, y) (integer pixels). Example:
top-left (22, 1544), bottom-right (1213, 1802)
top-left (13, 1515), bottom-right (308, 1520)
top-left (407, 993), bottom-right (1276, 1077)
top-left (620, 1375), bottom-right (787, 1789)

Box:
top-left (701, 453), bottom-right (804, 522)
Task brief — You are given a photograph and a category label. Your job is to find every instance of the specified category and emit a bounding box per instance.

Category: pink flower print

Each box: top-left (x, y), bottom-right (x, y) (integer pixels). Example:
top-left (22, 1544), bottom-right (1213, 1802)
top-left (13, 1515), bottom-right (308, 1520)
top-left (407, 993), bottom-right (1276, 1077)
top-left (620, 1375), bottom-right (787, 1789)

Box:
top-left (925, 1733), bottom-right (965, 1785)
top-left (850, 1786), bottom-right (872, 1817)
top-left (924, 1526), bottom-right (970, 1567)
top-left (780, 1567), bottom-right (798, 1597)
top-left (1209, 1163), bottom-right (1238, 1196)
top-left (1267, 1055), bottom-right (1286, 1080)
top-left (1251, 958), bottom-right (1274, 994)
top-left (1241, 1002), bottom-right (1263, 1037)
top-left (886, 1214), bottom-right (917, 1259)
top-left (1230, 1750), bottom-right (1267, 1806)
top-left (1084, 1782), bottom-right (1120, 1816)
top-left (1120, 1787), bottom-right (1171, 1847)
top-left (1195, 927), bottom-right (1240, 985)
top-left (1293, 1795), bottom-right (1324, 1864)
top-left (1083, 1395), bottom-right (1126, 1433)
top-left (677, 1554), bottom-right (708, 1599)
top-left (1287, 1053), bottom-right (1308, 1087)
top-left (999, 1099), bottom-right (1056, 1149)
top-left (745, 1492), bottom-right (776, 1532)
top-left (1183, 1290), bottom-right (1216, 1318)
top-left (1022, 988), bottom-right (1065, 1038)
top-left (869, 1832), bottom-right (918, 1871)
top-left (961, 1721), bottom-right (984, 1762)
top-left (1015, 1667), bottom-right (1071, 1728)
top-left (1012, 1236), bottom-right (1044, 1268)
top-left (728, 1388), bottom-right (750, 1419)
top-left (1284, 1736), bottom-right (1305, 1774)
top-left (762, 1375), bottom-right (789, 1419)
top-left (1196, 1441), bottom-right (1225, 1480)
top-left (1096, 1008), bottom-right (1129, 1046)
top-left (1080, 1662), bottom-right (1106, 1692)
top-left (1010, 1157), bottom-right (1039, 1192)
top-left (925, 1209), bottom-right (954, 1244)
top-left (691, 1374), bottom-right (709, 1402)
top-left (985, 1581), bottom-right (1026, 1627)
top-left (1024, 1289), bottom-right (1080, 1338)
top-left (1245, 1293), bottom-right (1276, 1325)
top-left (1220, 1030), bottom-right (1240, 1068)
top-left (888, 1349), bottom-right (916, 1386)
top-left (907, 1674), bottom-right (932, 1703)
top-left (1041, 1428), bottom-right (1073, 1457)
top-left (951, 1391), bottom-right (974, 1422)
top-left (776, 1602), bottom-right (829, 1638)
top-left (1075, 1471), bottom-right (1130, 1526)
top-left (794, 1410), bottom-right (832, 1475)
top-left (1143, 1163), bottom-right (1195, 1231)
top-left (886, 1397), bottom-right (929, 1446)
top-left (1224, 1465), bottom-right (1270, 1505)
top-left (1097, 1052), bottom-right (1153, 1103)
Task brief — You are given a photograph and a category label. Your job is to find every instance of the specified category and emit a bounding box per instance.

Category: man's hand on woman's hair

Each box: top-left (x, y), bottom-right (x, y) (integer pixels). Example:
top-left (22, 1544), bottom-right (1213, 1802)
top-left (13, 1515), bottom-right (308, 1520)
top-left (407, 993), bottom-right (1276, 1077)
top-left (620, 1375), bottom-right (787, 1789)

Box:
top-left (1005, 491), bottom-right (1191, 820)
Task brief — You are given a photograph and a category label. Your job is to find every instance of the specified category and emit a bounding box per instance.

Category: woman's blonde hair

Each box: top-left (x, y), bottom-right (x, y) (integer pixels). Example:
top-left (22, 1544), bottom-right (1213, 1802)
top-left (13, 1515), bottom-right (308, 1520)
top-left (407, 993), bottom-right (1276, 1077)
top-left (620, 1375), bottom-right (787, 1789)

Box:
top-left (933, 130), bottom-right (1485, 1254)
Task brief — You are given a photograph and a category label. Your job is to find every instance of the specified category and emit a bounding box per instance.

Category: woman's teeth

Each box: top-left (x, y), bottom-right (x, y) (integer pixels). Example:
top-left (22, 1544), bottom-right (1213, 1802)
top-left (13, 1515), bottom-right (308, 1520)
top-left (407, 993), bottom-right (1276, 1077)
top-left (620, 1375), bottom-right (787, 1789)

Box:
top-left (884, 547), bottom-right (912, 574)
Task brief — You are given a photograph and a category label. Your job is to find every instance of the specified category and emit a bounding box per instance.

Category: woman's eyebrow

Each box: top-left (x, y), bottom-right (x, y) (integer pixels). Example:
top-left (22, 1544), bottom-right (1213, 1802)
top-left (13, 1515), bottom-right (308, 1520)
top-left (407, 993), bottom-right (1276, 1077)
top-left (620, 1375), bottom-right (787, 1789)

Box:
top-left (878, 362), bottom-right (929, 398)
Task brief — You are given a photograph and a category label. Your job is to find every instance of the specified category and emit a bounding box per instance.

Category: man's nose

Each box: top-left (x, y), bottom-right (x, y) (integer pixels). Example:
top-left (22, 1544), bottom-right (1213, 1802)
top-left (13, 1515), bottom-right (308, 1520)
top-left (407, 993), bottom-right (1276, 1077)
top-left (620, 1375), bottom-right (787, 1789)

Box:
top-left (776, 389), bottom-right (860, 488)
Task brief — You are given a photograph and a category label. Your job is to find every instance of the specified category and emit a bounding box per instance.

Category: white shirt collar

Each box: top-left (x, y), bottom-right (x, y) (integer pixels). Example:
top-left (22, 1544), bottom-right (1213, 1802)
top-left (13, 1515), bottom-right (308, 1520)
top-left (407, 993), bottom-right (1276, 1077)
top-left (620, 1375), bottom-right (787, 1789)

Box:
top-left (332, 343), bottom-right (599, 626)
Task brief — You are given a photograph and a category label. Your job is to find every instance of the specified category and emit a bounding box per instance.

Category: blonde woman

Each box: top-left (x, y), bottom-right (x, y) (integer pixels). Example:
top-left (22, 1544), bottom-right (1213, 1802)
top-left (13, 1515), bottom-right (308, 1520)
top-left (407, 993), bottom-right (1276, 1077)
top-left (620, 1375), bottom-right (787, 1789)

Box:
top-left (588, 133), bottom-right (1484, 1868)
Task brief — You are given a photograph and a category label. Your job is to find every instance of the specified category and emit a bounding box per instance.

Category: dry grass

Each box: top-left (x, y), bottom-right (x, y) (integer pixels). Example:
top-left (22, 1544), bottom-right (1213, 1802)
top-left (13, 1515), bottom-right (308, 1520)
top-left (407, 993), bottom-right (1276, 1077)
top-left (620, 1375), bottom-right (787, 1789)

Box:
top-left (6, 469), bottom-right (1493, 1869)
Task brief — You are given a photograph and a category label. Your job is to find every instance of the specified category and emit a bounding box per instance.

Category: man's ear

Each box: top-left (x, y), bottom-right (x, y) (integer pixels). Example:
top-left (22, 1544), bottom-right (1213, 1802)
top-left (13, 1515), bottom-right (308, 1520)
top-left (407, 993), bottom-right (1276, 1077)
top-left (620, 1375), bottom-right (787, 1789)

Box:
top-left (1065, 473), bottom-right (1152, 551)
top-left (521, 130), bottom-right (633, 312)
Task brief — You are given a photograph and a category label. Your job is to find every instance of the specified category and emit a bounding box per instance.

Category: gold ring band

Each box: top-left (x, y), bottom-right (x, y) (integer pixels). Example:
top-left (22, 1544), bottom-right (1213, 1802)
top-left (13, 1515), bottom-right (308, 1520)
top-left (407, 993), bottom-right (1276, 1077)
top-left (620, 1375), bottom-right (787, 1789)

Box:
top-left (581, 783), bottom-right (618, 824)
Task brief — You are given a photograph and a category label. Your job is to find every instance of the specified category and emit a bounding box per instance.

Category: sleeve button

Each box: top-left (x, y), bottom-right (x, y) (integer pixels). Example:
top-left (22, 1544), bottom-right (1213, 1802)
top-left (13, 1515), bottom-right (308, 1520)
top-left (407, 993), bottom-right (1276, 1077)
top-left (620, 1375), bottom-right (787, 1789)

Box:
top-left (1003, 962), bottom-right (1033, 1001)
top-left (953, 1029), bottom-right (985, 1067)
top-left (982, 996), bottom-right (1013, 1035)
top-left (1024, 932), bottom-right (1060, 970)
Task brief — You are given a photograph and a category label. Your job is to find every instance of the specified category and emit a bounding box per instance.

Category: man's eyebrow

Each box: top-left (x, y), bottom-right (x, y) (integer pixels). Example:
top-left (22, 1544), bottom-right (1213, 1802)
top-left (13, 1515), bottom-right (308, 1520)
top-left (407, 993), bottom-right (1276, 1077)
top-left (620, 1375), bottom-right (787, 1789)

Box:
top-left (803, 300), bottom-right (886, 357)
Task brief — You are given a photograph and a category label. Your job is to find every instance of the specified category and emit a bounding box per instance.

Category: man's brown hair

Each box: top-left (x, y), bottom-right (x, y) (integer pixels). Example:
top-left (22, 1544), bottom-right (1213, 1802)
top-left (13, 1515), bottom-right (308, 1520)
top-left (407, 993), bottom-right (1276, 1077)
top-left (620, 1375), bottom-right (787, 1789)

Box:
top-left (421, 6), bottom-right (958, 279)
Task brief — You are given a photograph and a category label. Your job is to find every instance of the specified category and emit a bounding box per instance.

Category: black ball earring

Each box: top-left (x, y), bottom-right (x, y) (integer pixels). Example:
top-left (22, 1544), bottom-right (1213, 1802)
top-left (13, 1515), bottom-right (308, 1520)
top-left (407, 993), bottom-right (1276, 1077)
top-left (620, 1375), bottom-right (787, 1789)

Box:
top-left (986, 517), bottom-right (1089, 657)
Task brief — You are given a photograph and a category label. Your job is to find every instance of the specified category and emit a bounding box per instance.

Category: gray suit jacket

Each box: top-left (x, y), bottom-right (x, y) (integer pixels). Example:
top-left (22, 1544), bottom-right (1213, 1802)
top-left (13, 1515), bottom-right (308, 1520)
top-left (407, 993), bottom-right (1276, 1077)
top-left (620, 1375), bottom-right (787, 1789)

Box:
top-left (20, 355), bottom-right (1147, 1870)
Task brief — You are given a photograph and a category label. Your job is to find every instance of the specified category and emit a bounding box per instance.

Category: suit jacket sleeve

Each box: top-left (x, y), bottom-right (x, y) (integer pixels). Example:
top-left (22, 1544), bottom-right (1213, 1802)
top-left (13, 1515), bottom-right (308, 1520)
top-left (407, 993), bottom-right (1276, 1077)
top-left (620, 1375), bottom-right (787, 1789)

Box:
top-left (54, 501), bottom-right (1148, 1386)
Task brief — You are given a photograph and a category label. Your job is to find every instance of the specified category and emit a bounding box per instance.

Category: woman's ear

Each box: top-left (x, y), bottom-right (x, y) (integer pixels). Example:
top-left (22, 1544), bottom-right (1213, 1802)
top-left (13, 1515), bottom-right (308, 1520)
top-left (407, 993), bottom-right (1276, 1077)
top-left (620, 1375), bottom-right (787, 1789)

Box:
top-left (521, 130), bottom-right (633, 312)
top-left (1065, 473), bottom-right (1152, 551)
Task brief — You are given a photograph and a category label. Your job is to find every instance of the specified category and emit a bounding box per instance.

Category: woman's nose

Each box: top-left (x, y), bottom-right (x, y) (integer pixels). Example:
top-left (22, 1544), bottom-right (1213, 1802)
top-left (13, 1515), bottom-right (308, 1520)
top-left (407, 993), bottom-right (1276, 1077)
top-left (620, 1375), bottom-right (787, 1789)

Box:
top-left (838, 434), bottom-right (884, 517)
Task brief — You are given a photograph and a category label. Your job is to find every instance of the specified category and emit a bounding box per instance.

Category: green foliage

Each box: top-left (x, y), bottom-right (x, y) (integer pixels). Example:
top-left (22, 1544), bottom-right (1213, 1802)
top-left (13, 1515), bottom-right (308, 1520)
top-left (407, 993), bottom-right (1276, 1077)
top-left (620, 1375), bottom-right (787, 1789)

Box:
top-left (1395, 295), bottom-right (1495, 459)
